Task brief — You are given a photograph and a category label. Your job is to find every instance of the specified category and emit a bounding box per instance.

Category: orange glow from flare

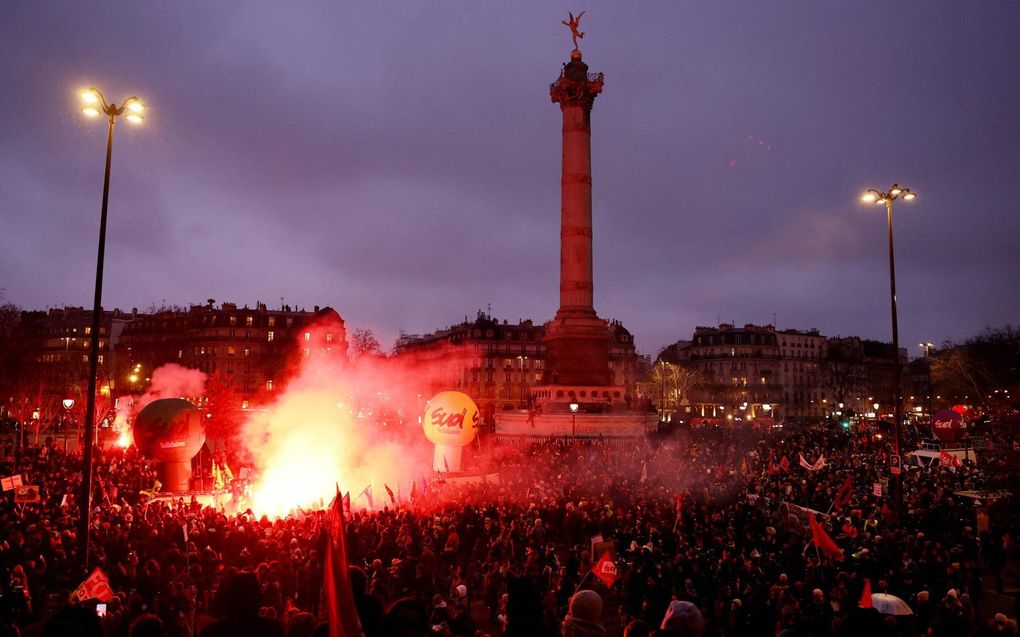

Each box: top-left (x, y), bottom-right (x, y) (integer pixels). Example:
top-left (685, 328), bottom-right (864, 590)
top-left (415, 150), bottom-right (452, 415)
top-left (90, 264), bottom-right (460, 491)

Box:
top-left (117, 427), bottom-right (132, 448)
top-left (241, 321), bottom-right (430, 519)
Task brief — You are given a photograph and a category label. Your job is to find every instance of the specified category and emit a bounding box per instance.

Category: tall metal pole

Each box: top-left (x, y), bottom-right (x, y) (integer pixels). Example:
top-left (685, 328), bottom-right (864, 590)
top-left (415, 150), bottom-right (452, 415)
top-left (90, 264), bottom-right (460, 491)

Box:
top-left (921, 343), bottom-right (934, 422)
top-left (79, 113), bottom-right (116, 571)
top-left (885, 199), bottom-right (903, 520)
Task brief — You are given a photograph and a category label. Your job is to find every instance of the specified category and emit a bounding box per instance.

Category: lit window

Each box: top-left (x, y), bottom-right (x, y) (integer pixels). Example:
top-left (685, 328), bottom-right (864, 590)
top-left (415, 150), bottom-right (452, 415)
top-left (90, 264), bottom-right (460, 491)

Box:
top-left (85, 327), bottom-right (92, 335)
top-left (303, 348), bottom-right (310, 357)
top-left (266, 380), bottom-right (274, 391)
top-left (229, 316), bottom-right (237, 326)
top-left (228, 346), bottom-right (235, 356)
top-left (267, 332), bottom-right (274, 342)
top-left (244, 348), bottom-right (250, 357)
top-left (304, 332), bottom-right (311, 341)
top-left (268, 317), bottom-right (275, 327)
top-left (246, 316), bottom-right (253, 327)
top-left (325, 333), bottom-right (333, 343)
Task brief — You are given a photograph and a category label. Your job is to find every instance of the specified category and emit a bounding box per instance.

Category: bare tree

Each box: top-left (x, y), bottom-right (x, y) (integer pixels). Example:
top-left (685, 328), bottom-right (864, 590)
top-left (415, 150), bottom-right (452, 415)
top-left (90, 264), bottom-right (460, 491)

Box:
top-left (931, 348), bottom-right (994, 409)
top-left (640, 362), bottom-right (705, 415)
top-left (351, 328), bottom-right (382, 358)
top-left (825, 340), bottom-right (864, 407)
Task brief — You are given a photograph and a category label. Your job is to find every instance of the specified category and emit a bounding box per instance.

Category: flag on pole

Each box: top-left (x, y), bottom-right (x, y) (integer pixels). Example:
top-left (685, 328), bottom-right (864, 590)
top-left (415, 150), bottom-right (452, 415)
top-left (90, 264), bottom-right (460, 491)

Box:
top-left (640, 462), bottom-right (648, 483)
top-left (384, 484), bottom-right (395, 506)
top-left (323, 490), bottom-right (364, 637)
top-left (359, 484), bottom-right (373, 510)
top-left (939, 450), bottom-right (961, 468)
top-left (342, 492), bottom-right (351, 514)
top-left (833, 476), bottom-right (853, 511)
top-left (592, 550), bottom-right (618, 588)
top-left (798, 452), bottom-right (826, 471)
top-left (779, 455), bottom-right (791, 473)
top-left (410, 479), bottom-right (417, 503)
top-left (443, 455), bottom-right (450, 473)
top-left (71, 568), bottom-right (115, 603)
top-left (858, 578), bottom-right (873, 609)
top-left (809, 515), bottom-right (843, 559)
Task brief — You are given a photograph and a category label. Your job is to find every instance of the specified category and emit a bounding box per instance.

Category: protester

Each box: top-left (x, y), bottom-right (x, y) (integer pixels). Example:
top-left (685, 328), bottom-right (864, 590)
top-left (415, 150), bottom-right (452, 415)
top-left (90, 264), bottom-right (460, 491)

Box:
top-left (1, 419), bottom-right (1018, 636)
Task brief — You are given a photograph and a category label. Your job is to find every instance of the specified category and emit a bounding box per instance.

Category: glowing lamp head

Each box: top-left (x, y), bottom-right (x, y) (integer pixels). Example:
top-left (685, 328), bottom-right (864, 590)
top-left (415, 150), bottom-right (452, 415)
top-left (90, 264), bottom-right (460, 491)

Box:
top-left (902, 191), bottom-right (916, 200)
top-left (82, 107), bottom-right (101, 117)
top-left (80, 90), bottom-right (99, 104)
top-left (126, 100), bottom-right (145, 113)
top-left (569, 401), bottom-right (579, 413)
top-left (861, 191), bottom-right (877, 203)
top-left (124, 113), bottom-right (144, 124)
top-left (422, 391), bottom-right (480, 447)
top-left (890, 187), bottom-right (902, 196)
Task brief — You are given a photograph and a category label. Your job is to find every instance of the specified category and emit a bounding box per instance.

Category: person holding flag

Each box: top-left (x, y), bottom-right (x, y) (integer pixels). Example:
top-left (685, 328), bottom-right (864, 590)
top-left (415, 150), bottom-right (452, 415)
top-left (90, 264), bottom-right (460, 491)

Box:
top-left (809, 515), bottom-right (843, 560)
top-left (323, 488), bottom-right (364, 637)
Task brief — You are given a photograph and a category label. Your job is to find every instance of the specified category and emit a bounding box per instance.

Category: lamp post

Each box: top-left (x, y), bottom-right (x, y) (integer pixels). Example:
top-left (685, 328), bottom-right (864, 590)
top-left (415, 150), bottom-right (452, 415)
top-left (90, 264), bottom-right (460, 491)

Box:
top-left (920, 341), bottom-right (934, 422)
top-left (517, 356), bottom-right (529, 408)
top-left (569, 400), bottom-right (579, 441)
top-left (862, 183), bottom-right (916, 519)
top-left (78, 87), bottom-right (145, 571)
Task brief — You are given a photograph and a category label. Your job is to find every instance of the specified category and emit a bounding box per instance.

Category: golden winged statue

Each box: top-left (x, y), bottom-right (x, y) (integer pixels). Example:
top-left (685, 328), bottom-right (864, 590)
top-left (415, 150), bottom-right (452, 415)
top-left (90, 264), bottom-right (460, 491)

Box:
top-left (562, 11), bottom-right (585, 51)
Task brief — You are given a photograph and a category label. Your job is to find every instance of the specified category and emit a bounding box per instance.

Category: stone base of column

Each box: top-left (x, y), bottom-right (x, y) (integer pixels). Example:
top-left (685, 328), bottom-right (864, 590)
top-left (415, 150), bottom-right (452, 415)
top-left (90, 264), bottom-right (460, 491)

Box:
top-left (542, 312), bottom-right (612, 386)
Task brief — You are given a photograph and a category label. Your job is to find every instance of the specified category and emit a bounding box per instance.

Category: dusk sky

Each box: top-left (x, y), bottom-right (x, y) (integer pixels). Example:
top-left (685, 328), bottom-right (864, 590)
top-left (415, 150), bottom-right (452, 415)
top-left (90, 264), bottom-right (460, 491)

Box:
top-left (2, 2), bottom-right (1018, 358)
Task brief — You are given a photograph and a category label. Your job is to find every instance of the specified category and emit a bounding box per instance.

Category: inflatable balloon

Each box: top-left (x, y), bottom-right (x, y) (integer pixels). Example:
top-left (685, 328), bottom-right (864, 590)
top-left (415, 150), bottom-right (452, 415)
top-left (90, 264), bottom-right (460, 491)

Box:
top-left (422, 391), bottom-right (480, 473)
top-left (133, 398), bottom-right (206, 492)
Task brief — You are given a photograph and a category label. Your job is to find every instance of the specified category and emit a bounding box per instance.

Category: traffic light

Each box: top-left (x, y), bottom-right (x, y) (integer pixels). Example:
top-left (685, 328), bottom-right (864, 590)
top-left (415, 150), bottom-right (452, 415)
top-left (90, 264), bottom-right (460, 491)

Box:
top-left (841, 419), bottom-right (850, 430)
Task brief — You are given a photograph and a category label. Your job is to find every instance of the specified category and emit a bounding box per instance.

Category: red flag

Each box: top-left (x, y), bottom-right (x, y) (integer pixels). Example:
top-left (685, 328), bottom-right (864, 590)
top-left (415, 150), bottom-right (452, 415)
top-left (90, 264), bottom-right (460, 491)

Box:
top-left (324, 491), bottom-right (363, 637)
top-left (384, 483), bottom-right (395, 505)
top-left (940, 450), bottom-right (961, 468)
top-left (640, 462), bottom-right (648, 483)
top-left (779, 455), bottom-right (791, 473)
top-left (859, 578), bottom-right (873, 609)
top-left (342, 492), bottom-right (351, 514)
top-left (592, 550), bottom-right (618, 588)
top-left (833, 476), bottom-right (853, 511)
top-left (71, 568), bottom-right (115, 603)
top-left (809, 515), bottom-right (843, 559)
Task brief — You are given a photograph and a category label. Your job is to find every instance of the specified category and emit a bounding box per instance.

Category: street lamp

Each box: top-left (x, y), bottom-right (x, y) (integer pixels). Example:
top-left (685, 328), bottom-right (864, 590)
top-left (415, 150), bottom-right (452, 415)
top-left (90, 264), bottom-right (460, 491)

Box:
top-left (862, 184), bottom-right (915, 517)
top-left (78, 87), bottom-right (145, 572)
top-left (569, 400), bottom-right (579, 441)
top-left (920, 341), bottom-right (935, 420)
top-left (517, 356), bottom-right (529, 407)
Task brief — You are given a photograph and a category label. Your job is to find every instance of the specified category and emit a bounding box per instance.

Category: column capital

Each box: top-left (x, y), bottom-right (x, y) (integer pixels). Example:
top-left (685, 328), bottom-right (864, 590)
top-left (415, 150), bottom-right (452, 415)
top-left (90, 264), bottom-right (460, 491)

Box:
top-left (550, 60), bottom-right (603, 111)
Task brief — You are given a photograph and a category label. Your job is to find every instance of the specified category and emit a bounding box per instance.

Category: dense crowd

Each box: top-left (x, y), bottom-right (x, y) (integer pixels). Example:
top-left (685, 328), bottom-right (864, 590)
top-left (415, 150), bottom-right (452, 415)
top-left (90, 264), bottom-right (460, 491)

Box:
top-left (1, 419), bottom-right (1018, 637)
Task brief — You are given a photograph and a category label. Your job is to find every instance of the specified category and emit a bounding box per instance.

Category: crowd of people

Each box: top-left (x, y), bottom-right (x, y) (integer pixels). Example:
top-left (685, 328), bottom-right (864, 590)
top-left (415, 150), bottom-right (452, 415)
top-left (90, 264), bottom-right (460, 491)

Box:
top-left (1, 418), bottom-right (1018, 637)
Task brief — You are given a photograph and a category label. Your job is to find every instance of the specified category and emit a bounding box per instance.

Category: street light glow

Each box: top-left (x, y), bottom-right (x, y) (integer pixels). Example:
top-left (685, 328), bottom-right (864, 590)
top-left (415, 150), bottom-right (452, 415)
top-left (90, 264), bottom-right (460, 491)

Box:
top-left (80, 90), bottom-right (99, 104)
top-left (82, 107), bottom-right (101, 117)
top-left (124, 113), bottom-right (144, 124)
top-left (126, 100), bottom-right (145, 113)
top-left (902, 191), bottom-right (916, 200)
top-left (861, 191), bottom-right (877, 202)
